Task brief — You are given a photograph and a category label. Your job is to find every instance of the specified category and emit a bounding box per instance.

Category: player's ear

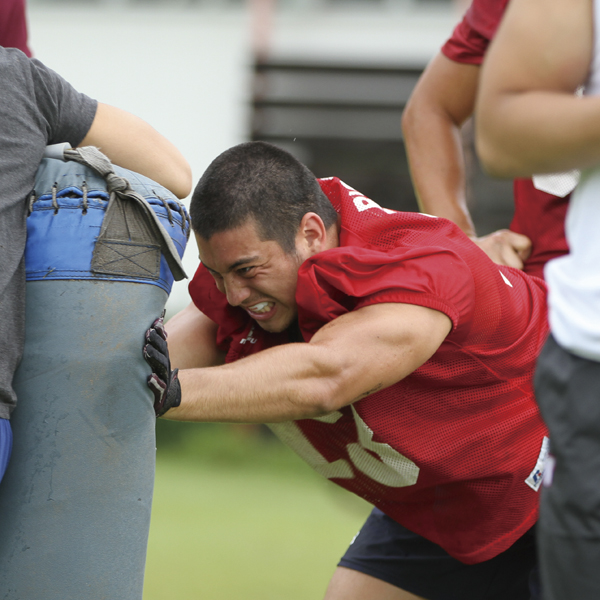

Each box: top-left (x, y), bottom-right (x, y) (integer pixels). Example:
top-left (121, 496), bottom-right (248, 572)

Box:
top-left (296, 212), bottom-right (327, 257)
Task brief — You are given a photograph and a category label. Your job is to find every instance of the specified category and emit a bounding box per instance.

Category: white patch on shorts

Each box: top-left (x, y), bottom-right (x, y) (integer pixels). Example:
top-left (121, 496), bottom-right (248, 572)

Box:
top-left (542, 454), bottom-right (556, 488)
top-left (525, 436), bottom-right (550, 492)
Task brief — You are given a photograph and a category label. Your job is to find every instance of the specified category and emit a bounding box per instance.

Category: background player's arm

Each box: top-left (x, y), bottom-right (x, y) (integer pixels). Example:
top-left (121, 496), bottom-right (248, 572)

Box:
top-left (167, 302), bottom-right (452, 423)
top-left (165, 302), bottom-right (226, 370)
top-left (403, 52), bottom-right (478, 234)
top-left (476, 0), bottom-right (594, 177)
top-left (80, 102), bottom-right (192, 199)
top-left (402, 52), bottom-right (531, 269)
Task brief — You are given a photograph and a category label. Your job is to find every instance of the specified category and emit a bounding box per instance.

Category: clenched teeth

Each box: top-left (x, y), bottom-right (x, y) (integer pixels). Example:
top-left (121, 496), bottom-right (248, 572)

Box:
top-left (249, 301), bottom-right (272, 313)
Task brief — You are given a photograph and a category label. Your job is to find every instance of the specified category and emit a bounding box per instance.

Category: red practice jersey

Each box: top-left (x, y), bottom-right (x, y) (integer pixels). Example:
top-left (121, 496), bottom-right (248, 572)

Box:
top-left (441, 0), bottom-right (568, 279)
top-left (189, 178), bottom-right (549, 564)
top-left (0, 0), bottom-right (31, 57)
top-left (441, 0), bottom-right (508, 66)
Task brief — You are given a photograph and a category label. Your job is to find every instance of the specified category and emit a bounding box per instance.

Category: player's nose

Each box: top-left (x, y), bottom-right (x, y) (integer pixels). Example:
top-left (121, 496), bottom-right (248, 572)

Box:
top-left (224, 277), bottom-right (251, 307)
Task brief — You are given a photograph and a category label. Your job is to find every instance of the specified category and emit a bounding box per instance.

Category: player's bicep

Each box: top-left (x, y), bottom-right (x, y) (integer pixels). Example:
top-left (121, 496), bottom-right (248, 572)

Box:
top-left (165, 302), bottom-right (225, 370)
top-left (476, 0), bottom-right (593, 176)
top-left (310, 302), bottom-right (452, 406)
top-left (481, 0), bottom-right (591, 96)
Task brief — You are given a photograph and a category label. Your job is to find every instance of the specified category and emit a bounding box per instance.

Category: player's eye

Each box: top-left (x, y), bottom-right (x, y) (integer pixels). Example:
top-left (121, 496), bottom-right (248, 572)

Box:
top-left (237, 266), bottom-right (255, 277)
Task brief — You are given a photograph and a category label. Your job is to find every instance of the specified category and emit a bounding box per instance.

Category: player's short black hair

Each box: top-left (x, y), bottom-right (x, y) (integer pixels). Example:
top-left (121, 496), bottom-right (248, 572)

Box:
top-left (189, 141), bottom-right (338, 253)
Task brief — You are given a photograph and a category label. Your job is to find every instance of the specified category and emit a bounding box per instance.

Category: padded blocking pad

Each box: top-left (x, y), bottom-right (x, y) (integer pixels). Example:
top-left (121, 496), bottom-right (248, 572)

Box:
top-left (0, 281), bottom-right (166, 600)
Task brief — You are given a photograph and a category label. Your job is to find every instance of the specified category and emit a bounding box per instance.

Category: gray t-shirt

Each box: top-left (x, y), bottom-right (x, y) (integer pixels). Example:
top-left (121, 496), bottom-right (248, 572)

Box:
top-left (0, 48), bottom-right (97, 419)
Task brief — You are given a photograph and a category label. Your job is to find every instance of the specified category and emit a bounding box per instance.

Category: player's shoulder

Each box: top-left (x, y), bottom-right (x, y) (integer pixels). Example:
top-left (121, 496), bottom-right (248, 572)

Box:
top-left (0, 47), bottom-right (30, 81)
top-left (0, 48), bottom-right (67, 105)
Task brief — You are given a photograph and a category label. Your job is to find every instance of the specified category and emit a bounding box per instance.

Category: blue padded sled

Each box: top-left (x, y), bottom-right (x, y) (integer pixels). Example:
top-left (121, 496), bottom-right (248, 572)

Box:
top-left (0, 148), bottom-right (190, 600)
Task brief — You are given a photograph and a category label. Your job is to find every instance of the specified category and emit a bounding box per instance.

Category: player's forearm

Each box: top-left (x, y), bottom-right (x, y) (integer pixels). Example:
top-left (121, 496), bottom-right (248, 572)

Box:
top-left (403, 104), bottom-right (476, 236)
top-left (402, 54), bottom-right (479, 236)
top-left (163, 304), bottom-right (451, 424)
top-left (476, 92), bottom-right (600, 177)
top-left (165, 343), bottom-right (348, 424)
top-left (120, 128), bottom-right (192, 200)
top-left (80, 103), bottom-right (192, 199)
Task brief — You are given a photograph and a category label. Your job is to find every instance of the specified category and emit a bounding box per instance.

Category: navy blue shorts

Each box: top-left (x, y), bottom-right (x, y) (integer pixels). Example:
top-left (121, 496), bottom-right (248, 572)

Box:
top-left (339, 508), bottom-right (540, 600)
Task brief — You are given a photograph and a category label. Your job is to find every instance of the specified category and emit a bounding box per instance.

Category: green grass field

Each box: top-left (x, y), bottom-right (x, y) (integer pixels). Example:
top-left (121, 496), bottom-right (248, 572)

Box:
top-left (143, 424), bottom-right (372, 600)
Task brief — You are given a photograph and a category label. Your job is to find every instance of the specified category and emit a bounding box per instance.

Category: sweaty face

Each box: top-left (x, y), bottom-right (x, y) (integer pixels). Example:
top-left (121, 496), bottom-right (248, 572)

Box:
top-left (196, 221), bottom-right (308, 333)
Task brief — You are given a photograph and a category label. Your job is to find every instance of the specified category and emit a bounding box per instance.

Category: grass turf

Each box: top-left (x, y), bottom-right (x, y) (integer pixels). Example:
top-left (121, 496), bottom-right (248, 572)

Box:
top-left (144, 425), bottom-right (371, 600)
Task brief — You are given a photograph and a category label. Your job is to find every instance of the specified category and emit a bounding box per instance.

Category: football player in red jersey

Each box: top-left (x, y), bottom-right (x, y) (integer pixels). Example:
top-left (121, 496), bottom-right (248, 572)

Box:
top-left (402, 0), bottom-right (571, 279)
top-left (144, 141), bottom-right (548, 600)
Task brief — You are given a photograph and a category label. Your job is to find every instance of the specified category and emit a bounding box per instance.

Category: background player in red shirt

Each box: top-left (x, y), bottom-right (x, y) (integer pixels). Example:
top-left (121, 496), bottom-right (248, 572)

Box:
top-left (402, 0), bottom-right (570, 279)
top-left (0, 0), bottom-right (31, 57)
top-left (145, 141), bottom-right (549, 600)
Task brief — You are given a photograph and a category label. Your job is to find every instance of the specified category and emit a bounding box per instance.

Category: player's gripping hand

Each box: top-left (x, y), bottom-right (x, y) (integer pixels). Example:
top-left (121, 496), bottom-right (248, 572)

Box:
top-left (143, 315), bottom-right (181, 417)
top-left (470, 229), bottom-right (532, 270)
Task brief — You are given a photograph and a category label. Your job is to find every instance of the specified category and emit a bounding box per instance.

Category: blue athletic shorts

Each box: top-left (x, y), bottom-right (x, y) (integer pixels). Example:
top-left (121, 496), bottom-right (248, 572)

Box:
top-left (339, 507), bottom-right (540, 600)
top-left (0, 418), bottom-right (13, 482)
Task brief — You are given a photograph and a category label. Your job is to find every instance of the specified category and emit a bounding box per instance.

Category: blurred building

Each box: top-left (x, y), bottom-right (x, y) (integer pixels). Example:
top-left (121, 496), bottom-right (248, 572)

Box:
top-left (244, 0), bottom-right (511, 229)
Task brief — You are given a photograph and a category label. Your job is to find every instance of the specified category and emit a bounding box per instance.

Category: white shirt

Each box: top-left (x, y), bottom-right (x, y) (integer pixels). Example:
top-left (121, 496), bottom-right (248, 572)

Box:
top-left (544, 0), bottom-right (600, 361)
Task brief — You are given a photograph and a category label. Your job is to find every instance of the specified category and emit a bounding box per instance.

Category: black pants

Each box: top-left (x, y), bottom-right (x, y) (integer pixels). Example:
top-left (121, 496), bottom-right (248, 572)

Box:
top-left (535, 335), bottom-right (600, 600)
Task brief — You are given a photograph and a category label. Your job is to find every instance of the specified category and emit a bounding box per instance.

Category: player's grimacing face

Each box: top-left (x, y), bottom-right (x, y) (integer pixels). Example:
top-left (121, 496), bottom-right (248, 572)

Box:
top-left (196, 221), bottom-right (309, 333)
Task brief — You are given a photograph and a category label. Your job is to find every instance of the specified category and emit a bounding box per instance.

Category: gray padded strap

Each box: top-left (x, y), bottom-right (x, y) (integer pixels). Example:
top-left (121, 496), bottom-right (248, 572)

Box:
top-left (63, 146), bottom-right (187, 282)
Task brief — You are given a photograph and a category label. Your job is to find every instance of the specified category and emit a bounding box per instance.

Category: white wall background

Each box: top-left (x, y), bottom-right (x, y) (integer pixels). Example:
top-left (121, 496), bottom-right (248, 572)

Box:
top-left (27, 2), bottom-right (459, 314)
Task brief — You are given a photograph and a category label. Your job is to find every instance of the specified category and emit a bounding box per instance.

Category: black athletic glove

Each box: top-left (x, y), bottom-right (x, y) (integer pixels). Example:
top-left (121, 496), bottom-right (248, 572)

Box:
top-left (143, 314), bottom-right (181, 417)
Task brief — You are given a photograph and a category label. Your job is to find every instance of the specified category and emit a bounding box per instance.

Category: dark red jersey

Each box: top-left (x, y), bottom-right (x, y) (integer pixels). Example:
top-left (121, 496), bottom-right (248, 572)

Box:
top-left (189, 178), bottom-right (549, 564)
top-left (441, 0), bottom-right (568, 278)
top-left (0, 0), bottom-right (31, 57)
top-left (510, 179), bottom-right (569, 279)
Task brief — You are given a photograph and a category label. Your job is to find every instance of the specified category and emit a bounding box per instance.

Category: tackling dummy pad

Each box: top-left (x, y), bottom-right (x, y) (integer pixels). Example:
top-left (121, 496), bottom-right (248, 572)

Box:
top-left (0, 146), bottom-right (190, 600)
